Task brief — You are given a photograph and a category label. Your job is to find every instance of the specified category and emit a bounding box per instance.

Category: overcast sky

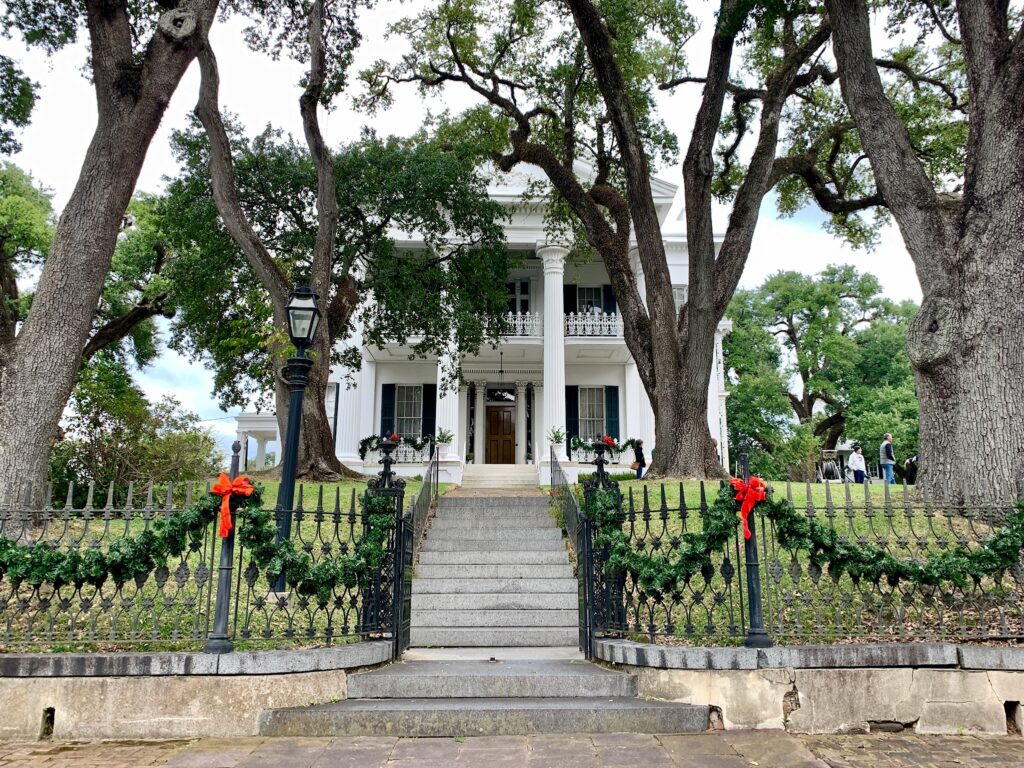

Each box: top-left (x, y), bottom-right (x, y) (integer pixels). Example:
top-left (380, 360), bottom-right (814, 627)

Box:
top-left (1, 6), bottom-right (923, 453)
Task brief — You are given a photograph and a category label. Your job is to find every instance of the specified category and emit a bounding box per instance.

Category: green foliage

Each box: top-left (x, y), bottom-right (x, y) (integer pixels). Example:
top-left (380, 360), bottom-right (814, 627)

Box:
top-left (725, 265), bottom-right (919, 464)
top-left (584, 482), bottom-right (1024, 598)
top-left (0, 161), bottom-right (53, 263)
top-left (49, 353), bottom-right (221, 507)
top-left (162, 125), bottom-right (512, 408)
top-left (0, 56), bottom-right (37, 154)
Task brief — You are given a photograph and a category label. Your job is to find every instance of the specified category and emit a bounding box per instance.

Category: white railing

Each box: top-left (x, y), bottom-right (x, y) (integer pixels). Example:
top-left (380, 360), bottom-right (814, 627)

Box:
top-left (571, 446), bottom-right (623, 465)
top-left (500, 311), bottom-right (544, 337)
top-left (565, 311), bottom-right (623, 337)
top-left (368, 445), bottom-right (432, 464)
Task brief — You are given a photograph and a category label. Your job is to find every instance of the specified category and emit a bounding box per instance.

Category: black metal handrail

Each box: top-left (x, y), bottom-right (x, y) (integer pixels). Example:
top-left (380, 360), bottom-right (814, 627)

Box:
top-left (552, 446), bottom-right (594, 658)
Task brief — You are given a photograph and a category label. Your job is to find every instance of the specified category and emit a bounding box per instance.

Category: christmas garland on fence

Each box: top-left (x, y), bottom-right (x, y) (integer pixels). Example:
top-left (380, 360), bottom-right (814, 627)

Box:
top-left (584, 480), bottom-right (1024, 597)
top-left (0, 484), bottom-right (398, 606)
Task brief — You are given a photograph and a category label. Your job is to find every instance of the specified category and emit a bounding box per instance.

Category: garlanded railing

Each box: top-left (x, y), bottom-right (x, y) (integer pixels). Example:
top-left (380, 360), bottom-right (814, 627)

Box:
top-left (565, 311), bottom-right (623, 337)
top-left (0, 443), bottom-right (415, 653)
top-left (569, 443), bottom-right (1024, 649)
top-left (552, 447), bottom-right (593, 658)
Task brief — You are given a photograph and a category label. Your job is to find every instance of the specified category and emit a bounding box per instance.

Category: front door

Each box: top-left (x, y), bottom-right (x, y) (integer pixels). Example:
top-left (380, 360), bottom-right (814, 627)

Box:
top-left (485, 406), bottom-right (515, 464)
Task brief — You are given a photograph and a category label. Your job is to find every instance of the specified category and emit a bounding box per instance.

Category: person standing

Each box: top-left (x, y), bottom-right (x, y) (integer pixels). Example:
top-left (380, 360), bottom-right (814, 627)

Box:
top-left (879, 433), bottom-right (896, 484)
top-left (848, 445), bottom-right (867, 485)
top-left (632, 439), bottom-right (646, 480)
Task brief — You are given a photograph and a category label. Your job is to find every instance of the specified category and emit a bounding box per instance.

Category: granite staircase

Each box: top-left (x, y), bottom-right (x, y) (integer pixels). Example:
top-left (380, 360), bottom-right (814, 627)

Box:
top-left (259, 658), bottom-right (710, 736)
top-left (410, 493), bottom-right (578, 647)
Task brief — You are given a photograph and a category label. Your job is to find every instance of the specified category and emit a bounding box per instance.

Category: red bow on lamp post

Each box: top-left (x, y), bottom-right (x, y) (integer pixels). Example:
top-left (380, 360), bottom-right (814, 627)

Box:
top-left (211, 473), bottom-right (255, 538)
top-left (729, 476), bottom-right (767, 540)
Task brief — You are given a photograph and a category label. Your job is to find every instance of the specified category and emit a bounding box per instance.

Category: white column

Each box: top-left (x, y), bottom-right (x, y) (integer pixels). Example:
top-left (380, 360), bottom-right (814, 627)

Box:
top-left (457, 384), bottom-right (469, 462)
top-left (515, 381), bottom-right (528, 465)
top-left (357, 359), bottom-right (376, 441)
top-left (255, 437), bottom-right (267, 469)
top-left (533, 384), bottom-right (544, 463)
top-left (473, 380), bottom-right (487, 464)
top-left (335, 380), bottom-right (362, 464)
top-left (435, 357), bottom-right (459, 455)
top-left (540, 244), bottom-right (569, 461)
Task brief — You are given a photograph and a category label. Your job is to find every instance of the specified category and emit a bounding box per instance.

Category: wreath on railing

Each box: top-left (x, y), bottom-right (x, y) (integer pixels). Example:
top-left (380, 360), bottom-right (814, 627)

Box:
top-left (584, 479), bottom-right (1024, 597)
top-left (0, 485), bottom-right (398, 606)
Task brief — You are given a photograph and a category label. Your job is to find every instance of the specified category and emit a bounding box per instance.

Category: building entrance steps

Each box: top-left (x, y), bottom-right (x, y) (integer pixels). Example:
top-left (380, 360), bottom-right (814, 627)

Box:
top-left (410, 492), bottom-right (576, 648)
top-left (258, 660), bottom-right (710, 737)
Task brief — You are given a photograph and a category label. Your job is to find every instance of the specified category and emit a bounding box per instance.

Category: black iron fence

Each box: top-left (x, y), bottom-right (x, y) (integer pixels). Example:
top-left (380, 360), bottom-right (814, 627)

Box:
top-left (0, 441), bottom-right (438, 654)
top-left (570, 444), bottom-right (1024, 649)
top-left (552, 448), bottom-right (594, 657)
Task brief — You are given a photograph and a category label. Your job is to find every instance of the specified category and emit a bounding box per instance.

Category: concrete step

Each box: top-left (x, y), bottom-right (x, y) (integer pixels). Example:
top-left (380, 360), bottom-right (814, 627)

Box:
top-left (429, 518), bottom-right (558, 530)
top-left (411, 609), bottom-right (577, 628)
top-left (411, 593), bottom-right (578, 610)
top-left (423, 529), bottom-right (563, 543)
top-left (440, 500), bottom-right (551, 509)
top-left (418, 550), bottom-right (568, 565)
top-left (412, 578), bottom-right (578, 594)
top-left (259, 697), bottom-right (709, 737)
top-left (415, 564), bottom-right (574, 580)
top-left (346, 660), bottom-right (636, 699)
top-left (410, 627), bottom-right (580, 647)
top-left (420, 538), bottom-right (566, 552)
top-left (434, 514), bottom-right (557, 528)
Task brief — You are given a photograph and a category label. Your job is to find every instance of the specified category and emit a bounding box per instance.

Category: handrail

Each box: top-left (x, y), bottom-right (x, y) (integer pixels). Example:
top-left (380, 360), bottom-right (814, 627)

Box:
top-left (551, 446), bottom-right (593, 658)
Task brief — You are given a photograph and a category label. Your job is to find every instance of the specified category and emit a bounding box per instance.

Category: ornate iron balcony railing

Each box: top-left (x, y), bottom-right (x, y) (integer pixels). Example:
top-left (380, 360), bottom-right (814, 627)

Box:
top-left (565, 311), bottom-right (623, 337)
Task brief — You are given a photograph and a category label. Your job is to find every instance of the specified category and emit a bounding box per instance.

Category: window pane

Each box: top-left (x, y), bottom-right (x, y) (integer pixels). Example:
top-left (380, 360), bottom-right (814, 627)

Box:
top-left (395, 385), bottom-right (422, 439)
top-left (578, 386), bottom-right (605, 441)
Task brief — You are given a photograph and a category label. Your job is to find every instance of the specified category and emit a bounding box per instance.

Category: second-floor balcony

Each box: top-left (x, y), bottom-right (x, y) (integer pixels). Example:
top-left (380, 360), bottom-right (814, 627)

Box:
top-left (495, 311), bottom-right (625, 339)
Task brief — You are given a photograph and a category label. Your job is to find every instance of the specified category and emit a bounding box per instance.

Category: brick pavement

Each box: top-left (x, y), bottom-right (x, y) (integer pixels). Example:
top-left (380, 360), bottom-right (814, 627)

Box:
top-left (0, 732), bottom-right (1022, 768)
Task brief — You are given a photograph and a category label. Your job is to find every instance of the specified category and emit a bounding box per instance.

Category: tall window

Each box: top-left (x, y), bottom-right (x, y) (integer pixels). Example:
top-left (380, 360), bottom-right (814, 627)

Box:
top-left (577, 286), bottom-right (603, 314)
top-left (395, 385), bottom-right (423, 439)
top-left (506, 279), bottom-right (530, 314)
top-left (672, 284), bottom-right (688, 313)
top-left (578, 387), bottom-right (605, 441)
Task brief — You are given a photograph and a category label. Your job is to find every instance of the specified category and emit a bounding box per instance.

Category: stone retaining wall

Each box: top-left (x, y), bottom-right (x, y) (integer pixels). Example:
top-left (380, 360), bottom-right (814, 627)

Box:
top-left (0, 642), bottom-right (391, 741)
top-left (595, 639), bottom-right (1024, 736)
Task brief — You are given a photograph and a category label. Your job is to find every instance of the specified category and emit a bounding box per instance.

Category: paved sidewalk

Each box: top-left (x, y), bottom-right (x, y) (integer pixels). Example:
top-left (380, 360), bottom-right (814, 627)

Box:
top-left (1, 732), bottom-right (1023, 768)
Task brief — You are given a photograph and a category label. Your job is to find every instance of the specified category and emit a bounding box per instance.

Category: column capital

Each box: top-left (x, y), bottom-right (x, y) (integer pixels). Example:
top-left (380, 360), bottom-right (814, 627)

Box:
top-left (473, 379), bottom-right (488, 388)
top-left (537, 243), bottom-right (569, 273)
top-left (514, 380), bottom-right (529, 392)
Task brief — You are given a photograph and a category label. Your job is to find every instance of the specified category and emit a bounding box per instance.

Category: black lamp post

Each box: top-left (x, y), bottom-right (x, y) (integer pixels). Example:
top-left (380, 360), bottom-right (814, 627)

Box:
top-left (273, 286), bottom-right (321, 592)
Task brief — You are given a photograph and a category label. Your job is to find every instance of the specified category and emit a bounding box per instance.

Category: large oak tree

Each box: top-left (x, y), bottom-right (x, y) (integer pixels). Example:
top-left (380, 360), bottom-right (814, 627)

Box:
top-left (823, 0), bottom-right (1024, 504)
top-left (0, 0), bottom-right (221, 505)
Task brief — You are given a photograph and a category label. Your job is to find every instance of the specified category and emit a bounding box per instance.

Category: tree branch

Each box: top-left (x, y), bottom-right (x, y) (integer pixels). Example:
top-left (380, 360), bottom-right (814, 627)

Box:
top-left (194, 42), bottom-right (291, 317)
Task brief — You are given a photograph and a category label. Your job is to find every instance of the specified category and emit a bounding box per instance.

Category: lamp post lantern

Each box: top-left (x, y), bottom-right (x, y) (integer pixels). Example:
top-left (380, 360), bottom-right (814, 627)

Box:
top-left (273, 286), bottom-right (321, 592)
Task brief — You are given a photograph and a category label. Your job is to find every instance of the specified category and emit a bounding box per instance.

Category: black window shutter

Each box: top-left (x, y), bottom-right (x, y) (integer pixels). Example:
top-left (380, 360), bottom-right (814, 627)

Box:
top-left (380, 383), bottom-right (396, 435)
top-left (604, 385), bottom-right (620, 441)
top-left (421, 384), bottom-right (437, 437)
top-left (563, 284), bottom-right (578, 314)
top-left (602, 284), bottom-right (617, 314)
top-left (565, 385), bottom-right (580, 458)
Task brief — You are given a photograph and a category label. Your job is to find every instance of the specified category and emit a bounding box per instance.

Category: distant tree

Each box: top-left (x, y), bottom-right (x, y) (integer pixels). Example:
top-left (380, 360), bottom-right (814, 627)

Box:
top-left (727, 266), bottom-right (917, 452)
top-left (0, 0), bottom-right (221, 505)
top-left (49, 352), bottom-right (221, 507)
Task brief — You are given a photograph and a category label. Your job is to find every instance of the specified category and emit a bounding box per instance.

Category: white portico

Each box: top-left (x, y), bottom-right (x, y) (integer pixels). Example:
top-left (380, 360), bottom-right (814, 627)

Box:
top-left (235, 164), bottom-right (732, 483)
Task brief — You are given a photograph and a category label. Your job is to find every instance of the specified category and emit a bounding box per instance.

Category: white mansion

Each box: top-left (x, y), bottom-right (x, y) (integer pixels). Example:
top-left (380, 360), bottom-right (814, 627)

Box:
top-left (235, 165), bottom-right (732, 483)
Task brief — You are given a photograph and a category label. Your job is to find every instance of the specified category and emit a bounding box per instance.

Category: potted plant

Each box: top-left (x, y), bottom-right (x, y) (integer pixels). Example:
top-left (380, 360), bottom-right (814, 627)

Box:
top-left (547, 426), bottom-right (567, 458)
top-left (435, 428), bottom-right (454, 458)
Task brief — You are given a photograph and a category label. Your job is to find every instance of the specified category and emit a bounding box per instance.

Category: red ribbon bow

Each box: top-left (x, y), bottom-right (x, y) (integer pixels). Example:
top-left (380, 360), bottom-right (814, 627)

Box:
top-left (211, 473), bottom-right (254, 538)
top-left (730, 476), bottom-right (767, 540)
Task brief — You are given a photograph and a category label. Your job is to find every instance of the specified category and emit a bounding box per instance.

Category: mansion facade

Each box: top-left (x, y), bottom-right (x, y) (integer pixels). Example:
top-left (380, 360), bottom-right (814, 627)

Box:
top-left (236, 165), bottom-right (731, 483)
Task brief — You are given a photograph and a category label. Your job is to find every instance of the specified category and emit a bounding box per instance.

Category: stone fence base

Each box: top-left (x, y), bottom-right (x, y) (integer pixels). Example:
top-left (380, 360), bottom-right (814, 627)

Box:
top-left (0, 642), bottom-right (391, 741)
top-left (595, 639), bottom-right (1024, 736)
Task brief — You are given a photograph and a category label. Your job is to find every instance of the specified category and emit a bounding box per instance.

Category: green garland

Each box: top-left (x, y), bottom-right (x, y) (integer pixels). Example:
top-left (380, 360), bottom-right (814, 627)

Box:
top-left (358, 434), bottom-right (434, 460)
top-left (585, 483), bottom-right (1024, 597)
top-left (0, 488), bottom-right (399, 605)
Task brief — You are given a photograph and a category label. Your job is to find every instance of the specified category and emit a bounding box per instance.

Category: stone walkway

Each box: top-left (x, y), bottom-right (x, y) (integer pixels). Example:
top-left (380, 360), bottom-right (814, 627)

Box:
top-left (2, 732), bottom-right (1024, 768)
